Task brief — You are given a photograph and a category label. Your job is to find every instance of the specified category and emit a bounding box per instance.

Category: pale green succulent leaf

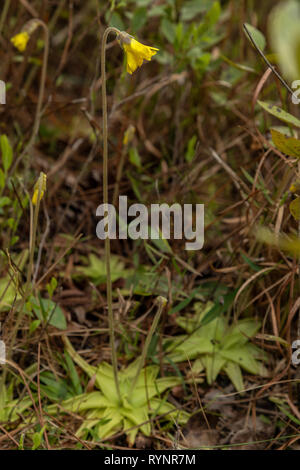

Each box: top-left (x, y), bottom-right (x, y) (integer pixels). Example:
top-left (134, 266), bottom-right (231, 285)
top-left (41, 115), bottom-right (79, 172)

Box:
top-left (63, 336), bottom-right (97, 381)
top-left (222, 319), bottom-right (261, 350)
top-left (202, 354), bottom-right (227, 384)
top-left (220, 345), bottom-right (267, 376)
top-left (76, 408), bottom-right (105, 436)
top-left (122, 406), bottom-right (151, 438)
top-left (95, 407), bottom-right (123, 440)
top-left (223, 361), bottom-right (244, 392)
top-left (77, 254), bottom-right (133, 285)
top-left (150, 397), bottom-right (190, 425)
top-left (191, 358), bottom-right (205, 375)
top-left (123, 417), bottom-right (139, 445)
top-left (166, 334), bottom-right (215, 362)
top-left (176, 301), bottom-right (215, 333)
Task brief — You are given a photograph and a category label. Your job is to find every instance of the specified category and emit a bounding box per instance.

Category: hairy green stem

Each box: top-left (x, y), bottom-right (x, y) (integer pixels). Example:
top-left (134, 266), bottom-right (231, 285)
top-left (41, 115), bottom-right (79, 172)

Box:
top-left (101, 26), bottom-right (122, 404)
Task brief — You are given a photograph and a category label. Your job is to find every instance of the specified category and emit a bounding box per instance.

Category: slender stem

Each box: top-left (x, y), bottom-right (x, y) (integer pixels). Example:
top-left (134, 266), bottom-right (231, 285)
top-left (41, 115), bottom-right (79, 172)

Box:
top-left (129, 297), bottom-right (166, 398)
top-left (243, 23), bottom-right (294, 97)
top-left (296, 162), bottom-right (300, 338)
top-left (101, 26), bottom-right (122, 404)
top-left (12, 20), bottom-right (50, 174)
top-left (26, 186), bottom-right (43, 290)
top-left (113, 147), bottom-right (126, 207)
top-left (7, 183), bottom-right (43, 358)
top-left (0, 184), bottom-right (42, 396)
top-left (29, 20), bottom-right (49, 151)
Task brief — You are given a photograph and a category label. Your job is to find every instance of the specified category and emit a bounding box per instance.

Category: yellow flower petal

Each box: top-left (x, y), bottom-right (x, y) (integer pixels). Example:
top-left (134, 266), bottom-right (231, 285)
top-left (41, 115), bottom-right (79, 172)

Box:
top-left (32, 188), bottom-right (44, 206)
top-left (10, 31), bottom-right (30, 52)
top-left (122, 37), bottom-right (158, 74)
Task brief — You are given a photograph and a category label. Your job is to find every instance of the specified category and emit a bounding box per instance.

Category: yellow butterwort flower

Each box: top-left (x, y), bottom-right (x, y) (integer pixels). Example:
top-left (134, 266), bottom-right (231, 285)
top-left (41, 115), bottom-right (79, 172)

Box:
top-left (10, 31), bottom-right (30, 52)
top-left (32, 172), bottom-right (47, 206)
top-left (11, 20), bottom-right (41, 52)
top-left (119, 33), bottom-right (158, 74)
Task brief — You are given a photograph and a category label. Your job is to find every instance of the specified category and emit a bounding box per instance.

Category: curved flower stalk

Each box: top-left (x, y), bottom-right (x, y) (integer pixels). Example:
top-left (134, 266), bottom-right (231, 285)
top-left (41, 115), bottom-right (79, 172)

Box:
top-left (100, 27), bottom-right (158, 404)
top-left (10, 19), bottom-right (49, 170)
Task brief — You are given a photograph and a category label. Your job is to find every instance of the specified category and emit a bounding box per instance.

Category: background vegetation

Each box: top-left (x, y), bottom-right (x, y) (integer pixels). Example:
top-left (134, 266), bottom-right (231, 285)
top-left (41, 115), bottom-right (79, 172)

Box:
top-left (0, 0), bottom-right (300, 450)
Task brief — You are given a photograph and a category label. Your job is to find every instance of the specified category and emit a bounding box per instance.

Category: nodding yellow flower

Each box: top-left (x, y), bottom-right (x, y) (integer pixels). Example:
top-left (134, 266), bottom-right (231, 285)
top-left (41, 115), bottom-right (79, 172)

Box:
top-left (32, 172), bottom-right (47, 206)
top-left (10, 31), bottom-right (30, 52)
top-left (119, 32), bottom-right (158, 74)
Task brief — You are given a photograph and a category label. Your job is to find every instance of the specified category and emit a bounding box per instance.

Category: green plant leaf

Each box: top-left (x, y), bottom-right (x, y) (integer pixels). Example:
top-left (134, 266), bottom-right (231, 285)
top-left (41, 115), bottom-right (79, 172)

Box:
top-left (201, 291), bottom-right (237, 326)
top-left (290, 197), bottom-right (300, 220)
top-left (271, 128), bottom-right (300, 158)
top-left (64, 351), bottom-right (83, 395)
top-left (256, 226), bottom-right (300, 256)
top-left (53, 337), bottom-right (190, 443)
top-left (150, 397), bottom-right (190, 424)
top-left (220, 344), bottom-right (268, 376)
top-left (258, 101), bottom-right (300, 128)
top-left (180, 0), bottom-right (212, 21)
top-left (131, 7), bottom-right (147, 32)
top-left (107, 11), bottom-right (125, 31)
top-left (96, 407), bottom-right (123, 440)
top-left (269, 0), bottom-right (300, 80)
top-left (0, 196), bottom-right (11, 208)
top-left (167, 305), bottom-right (268, 391)
top-left (200, 1), bottom-right (221, 33)
top-left (31, 297), bottom-right (66, 330)
top-left (0, 135), bottom-right (13, 173)
top-left (0, 250), bottom-right (28, 311)
top-left (0, 168), bottom-right (5, 188)
top-left (129, 147), bottom-right (142, 168)
top-left (244, 23), bottom-right (266, 51)
top-left (77, 254), bottom-right (132, 285)
top-left (223, 361), bottom-right (244, 392)
top-left (203, 355), bottom-right (226, 384)
top-left (222, 319), bottom-right (261, 350)
top-left (160, 17), bottom-right (176, 44)
top-left (185, 135), bottom-right (197, 162)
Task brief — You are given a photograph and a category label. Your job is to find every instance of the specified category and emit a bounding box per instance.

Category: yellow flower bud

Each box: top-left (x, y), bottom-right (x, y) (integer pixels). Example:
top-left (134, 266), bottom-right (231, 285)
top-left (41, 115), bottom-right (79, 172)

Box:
top-left (123, 125), bottom-right (135, 146)
top-left (32, 172), bottom-right (47, 206)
